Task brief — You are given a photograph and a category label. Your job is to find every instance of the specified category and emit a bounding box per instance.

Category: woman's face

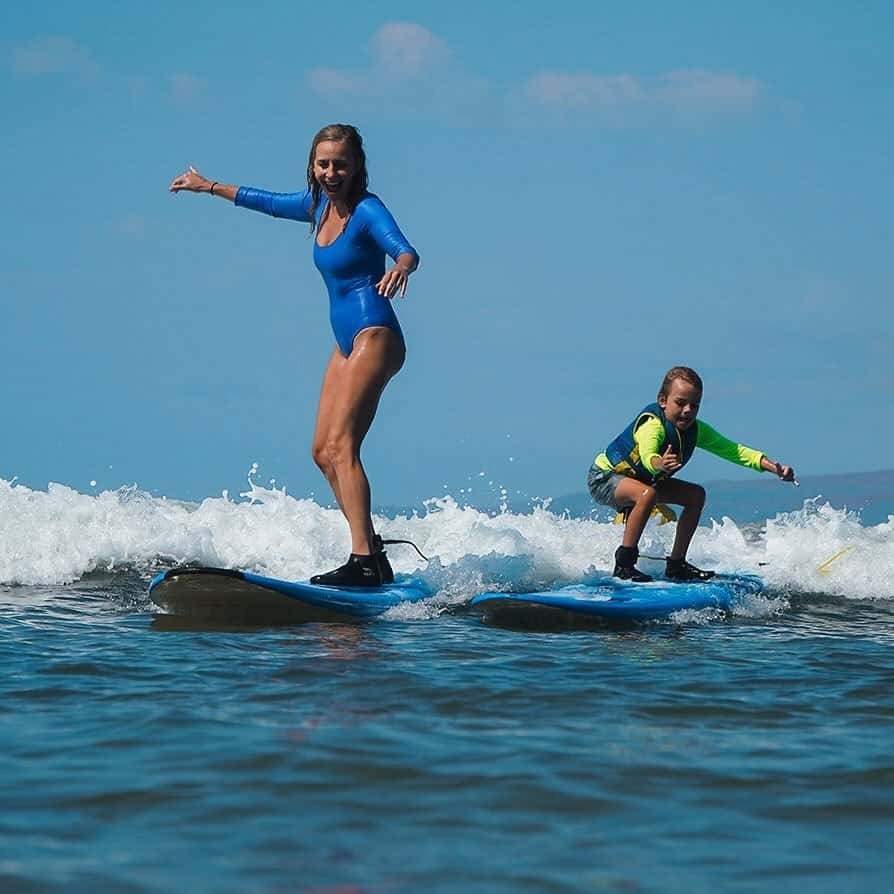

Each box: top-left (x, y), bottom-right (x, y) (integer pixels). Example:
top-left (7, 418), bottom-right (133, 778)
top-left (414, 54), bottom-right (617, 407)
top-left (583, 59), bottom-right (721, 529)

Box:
top-left (313, 140), bottom-right (358, 200)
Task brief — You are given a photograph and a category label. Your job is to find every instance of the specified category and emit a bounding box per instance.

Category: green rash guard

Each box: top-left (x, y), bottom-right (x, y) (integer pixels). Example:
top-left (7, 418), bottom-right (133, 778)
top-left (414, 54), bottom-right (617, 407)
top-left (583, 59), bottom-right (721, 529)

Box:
top-left (594, 418), bottom-right (765, 476)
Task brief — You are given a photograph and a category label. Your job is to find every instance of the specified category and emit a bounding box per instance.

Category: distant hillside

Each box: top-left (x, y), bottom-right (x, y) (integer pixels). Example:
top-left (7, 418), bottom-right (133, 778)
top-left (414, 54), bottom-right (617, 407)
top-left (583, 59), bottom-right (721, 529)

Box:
top-left (376, 469), bottom-right (894, 525)
top-left (547, 468), bottom-right (894, 526)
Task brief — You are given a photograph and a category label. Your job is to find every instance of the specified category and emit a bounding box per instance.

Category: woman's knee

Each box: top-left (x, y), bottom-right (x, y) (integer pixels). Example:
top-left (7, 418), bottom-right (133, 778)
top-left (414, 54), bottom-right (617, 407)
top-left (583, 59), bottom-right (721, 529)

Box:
top-left (324, 433), bottom-right (359, 468)
top-left (312, 441), bottom-right (332, 475)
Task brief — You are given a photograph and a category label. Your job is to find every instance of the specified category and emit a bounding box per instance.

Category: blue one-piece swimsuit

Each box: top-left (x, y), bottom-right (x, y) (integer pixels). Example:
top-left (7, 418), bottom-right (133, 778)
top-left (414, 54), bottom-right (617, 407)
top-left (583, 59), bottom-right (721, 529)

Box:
top-left (235, 187), bottom-right (418, 356)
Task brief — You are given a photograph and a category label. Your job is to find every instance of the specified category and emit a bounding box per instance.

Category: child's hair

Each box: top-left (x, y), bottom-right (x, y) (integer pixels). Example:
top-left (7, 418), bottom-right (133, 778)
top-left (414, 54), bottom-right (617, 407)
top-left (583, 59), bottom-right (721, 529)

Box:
top-left (658, 366), bottom-right (703, 400)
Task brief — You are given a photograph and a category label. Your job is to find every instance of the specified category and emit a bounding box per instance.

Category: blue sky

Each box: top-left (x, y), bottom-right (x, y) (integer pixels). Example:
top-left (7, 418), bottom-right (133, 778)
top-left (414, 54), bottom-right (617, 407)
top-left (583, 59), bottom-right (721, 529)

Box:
top-left (3, 1), bottom-right (892, 505)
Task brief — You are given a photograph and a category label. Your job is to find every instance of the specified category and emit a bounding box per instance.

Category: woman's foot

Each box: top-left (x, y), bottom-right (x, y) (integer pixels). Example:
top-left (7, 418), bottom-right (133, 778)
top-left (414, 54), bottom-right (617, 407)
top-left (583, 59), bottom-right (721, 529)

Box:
top-left (310, 537), bottom-right (395, 588)
top-left (613, 546), bottom-right (653, 583)
top-left (310, 548), bottom-right (393, 588)
top-left (665, 557), bottom-right (715, 582)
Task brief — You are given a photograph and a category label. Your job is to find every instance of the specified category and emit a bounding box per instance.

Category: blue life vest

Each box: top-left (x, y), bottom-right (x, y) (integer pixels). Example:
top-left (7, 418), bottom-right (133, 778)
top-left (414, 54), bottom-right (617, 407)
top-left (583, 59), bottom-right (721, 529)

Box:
top-left (604, 403), bottom-right (698, 484)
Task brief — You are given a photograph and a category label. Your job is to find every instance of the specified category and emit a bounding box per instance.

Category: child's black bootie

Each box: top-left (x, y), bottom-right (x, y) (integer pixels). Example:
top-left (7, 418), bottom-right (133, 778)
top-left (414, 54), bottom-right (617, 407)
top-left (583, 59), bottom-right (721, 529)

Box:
top-left (310, 553), bottom-right (387, 588)
top-left (665, 557), bottom-right (715, 582)
top-left (613, 546), bottom-right (653, 583)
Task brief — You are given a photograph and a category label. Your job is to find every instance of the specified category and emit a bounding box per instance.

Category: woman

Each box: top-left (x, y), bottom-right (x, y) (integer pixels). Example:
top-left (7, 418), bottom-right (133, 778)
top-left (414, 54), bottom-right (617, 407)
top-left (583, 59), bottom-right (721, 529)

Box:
top-left (169, 124), bottom-right (419, 587)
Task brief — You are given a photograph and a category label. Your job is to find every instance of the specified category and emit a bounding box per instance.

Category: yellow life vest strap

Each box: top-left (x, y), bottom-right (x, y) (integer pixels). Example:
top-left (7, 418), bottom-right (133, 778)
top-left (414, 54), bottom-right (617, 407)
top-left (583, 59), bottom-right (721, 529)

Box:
top-left (613, 503), bottom-right (678, 526)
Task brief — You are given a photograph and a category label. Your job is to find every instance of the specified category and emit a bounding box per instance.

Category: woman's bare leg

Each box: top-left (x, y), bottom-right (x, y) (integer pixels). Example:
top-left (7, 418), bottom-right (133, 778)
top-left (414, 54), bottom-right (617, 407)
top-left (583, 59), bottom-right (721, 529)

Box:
top-left (316, 328), bottom-right (404, 555)
top-left (311, 347), bottom-right (349, 511)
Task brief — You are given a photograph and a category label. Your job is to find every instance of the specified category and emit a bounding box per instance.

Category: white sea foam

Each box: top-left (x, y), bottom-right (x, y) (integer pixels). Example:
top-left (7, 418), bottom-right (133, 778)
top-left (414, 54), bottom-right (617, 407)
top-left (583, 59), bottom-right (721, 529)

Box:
top-left (1, 475), bottom-right (891, 601)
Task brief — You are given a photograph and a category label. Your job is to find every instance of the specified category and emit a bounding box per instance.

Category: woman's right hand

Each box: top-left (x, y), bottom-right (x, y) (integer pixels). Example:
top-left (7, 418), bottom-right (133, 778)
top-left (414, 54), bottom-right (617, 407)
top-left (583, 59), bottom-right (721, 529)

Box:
top-left (169, 164), bottom-right (211, 193)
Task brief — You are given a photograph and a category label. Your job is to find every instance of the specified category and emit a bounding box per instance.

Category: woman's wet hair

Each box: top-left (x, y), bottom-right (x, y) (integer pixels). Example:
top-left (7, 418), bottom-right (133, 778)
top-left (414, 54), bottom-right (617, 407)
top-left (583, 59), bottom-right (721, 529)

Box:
top-left (306, 124), bottom-right (369, 234)
top-left (658, 366), bottom-right (703, 400)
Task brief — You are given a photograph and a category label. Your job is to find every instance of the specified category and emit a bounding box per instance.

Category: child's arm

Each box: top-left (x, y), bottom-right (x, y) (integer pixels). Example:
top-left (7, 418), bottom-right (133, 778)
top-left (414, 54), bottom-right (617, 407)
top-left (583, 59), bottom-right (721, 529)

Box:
top-left (758, 455), bottom-right (797, 481)
top-left (697, 422), bottom-right (795, 480)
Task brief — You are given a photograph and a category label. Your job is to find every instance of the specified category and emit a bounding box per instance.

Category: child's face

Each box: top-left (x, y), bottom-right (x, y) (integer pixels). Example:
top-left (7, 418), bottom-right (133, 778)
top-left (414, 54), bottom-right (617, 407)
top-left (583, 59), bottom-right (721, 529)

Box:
top-left (659, 379), bottom-right (702, 430)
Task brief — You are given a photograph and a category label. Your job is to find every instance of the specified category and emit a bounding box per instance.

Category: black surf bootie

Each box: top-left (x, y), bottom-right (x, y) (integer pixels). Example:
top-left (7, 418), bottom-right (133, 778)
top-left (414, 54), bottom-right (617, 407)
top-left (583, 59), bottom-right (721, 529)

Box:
top-left (665, 558), bottom-right (715, 582)
top-left (613, 546), bottom-right (653, 583)
top-left (309, 533), bottom-right (429, 588)
top-left (310, 549), bottom-right (392, 588)
top-left (372, 536), bottom-right (394, 585)
top-left (372, 533), bottom-right (436, 585)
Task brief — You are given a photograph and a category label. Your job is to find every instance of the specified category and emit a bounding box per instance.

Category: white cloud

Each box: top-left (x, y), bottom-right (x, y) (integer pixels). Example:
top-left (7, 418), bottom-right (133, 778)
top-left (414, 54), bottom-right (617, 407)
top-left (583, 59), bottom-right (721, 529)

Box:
top-left (169, 73), bottom-right (207, 104)
top-left (527, 68), bottom-right (761, 111)
top-left (303, 24), bottom-right (761, 125)
top-left (658, 70), bottom-right (760, 106)
top-left (307, 67), bottom-right (362, 94)
top-left (308, 22), bottom-right (447, 96)
top-left (371, 22), bottom-right (448, 79)
top-left (10, 35), bottom-right (98, 76)
top-left (526, 72), bottom-right (642, 107)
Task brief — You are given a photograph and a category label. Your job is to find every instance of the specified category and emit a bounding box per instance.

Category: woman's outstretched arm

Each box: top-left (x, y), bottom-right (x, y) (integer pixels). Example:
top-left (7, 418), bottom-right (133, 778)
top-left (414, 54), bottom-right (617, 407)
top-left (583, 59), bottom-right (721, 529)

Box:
top-left (169, 165), bottom-right (311, 221)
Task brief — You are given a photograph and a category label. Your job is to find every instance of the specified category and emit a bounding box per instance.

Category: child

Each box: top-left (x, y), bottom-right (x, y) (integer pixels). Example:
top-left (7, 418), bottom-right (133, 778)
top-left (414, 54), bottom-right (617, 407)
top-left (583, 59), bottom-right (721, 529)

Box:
top-left (588, 366), bottom-right (795, 582)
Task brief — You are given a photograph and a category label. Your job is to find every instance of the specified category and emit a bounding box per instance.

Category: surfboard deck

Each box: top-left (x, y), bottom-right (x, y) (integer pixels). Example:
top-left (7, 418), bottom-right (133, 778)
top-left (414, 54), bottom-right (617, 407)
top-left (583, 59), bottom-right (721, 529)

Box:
top-left (149, 566), bottom-right (430, 624)
top-left (473, 574), bottom-right (763, 627)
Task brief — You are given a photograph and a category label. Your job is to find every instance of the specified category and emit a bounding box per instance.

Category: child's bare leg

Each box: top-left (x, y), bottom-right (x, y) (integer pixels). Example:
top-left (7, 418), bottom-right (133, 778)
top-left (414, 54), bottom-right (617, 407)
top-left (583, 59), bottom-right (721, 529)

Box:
top-left (655, 478), bottom-right (706, 560)
top-left (613, 479), bottom-right (658, 548)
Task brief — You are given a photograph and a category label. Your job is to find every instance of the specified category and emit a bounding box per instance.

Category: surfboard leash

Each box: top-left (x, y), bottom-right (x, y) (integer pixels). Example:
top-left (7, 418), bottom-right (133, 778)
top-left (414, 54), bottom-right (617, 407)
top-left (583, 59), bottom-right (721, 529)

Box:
top-left (379, 538), bottom-right (430, 562)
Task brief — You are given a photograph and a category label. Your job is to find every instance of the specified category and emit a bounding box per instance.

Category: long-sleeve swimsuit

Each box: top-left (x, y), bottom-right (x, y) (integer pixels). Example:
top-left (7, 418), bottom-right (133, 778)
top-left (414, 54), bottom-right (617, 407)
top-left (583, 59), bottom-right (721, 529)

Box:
top-left (235, 187), bottom-right (418, 356)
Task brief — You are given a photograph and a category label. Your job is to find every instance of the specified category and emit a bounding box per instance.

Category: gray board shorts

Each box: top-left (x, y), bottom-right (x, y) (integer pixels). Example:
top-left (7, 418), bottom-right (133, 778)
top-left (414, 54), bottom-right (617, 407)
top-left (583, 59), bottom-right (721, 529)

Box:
top-left (587, 465), bottom-right (634, 512)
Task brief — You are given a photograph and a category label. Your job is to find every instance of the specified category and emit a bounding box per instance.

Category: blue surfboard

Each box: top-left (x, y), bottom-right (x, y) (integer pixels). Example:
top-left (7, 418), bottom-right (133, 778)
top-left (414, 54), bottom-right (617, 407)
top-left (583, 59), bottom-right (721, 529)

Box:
top-left (149, 566), bottom-right (430, 623)
top-left (473, 574), bottom-right (763, 626)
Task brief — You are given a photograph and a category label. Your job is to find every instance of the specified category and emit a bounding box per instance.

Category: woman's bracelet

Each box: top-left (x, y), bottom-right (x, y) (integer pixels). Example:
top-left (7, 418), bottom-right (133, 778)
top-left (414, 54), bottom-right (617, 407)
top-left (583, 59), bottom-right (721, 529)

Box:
top-left (209, 182), bottom-right (218, 196)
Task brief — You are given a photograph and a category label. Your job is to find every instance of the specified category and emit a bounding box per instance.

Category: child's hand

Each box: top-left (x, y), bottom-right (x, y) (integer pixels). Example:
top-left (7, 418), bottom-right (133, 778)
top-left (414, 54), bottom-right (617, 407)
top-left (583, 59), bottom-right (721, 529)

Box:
top-left (654, 445), bottom-right (682, 474)
top-left (773, 462), bottom-right (796, 482)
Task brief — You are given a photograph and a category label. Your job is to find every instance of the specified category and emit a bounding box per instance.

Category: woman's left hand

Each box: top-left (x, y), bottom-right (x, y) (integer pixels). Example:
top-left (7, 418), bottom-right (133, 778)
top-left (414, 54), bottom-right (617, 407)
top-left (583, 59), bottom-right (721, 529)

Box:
top-left (376, 266), bottom-right (411, 298)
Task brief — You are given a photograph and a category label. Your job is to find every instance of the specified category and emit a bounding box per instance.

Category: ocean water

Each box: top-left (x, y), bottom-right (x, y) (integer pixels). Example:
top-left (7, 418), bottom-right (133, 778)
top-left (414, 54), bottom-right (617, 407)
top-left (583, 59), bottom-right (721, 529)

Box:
top-left (2, 472), bottom-right (894, 892)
